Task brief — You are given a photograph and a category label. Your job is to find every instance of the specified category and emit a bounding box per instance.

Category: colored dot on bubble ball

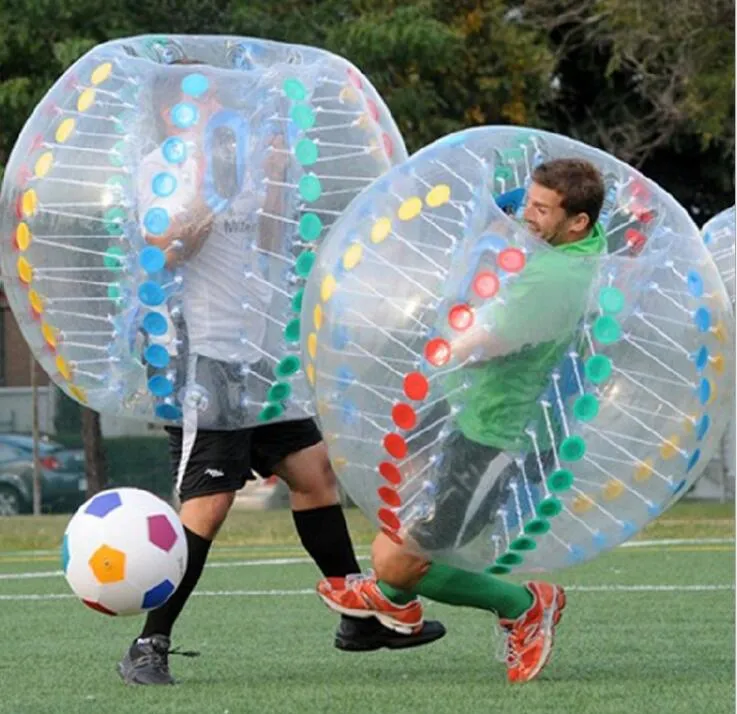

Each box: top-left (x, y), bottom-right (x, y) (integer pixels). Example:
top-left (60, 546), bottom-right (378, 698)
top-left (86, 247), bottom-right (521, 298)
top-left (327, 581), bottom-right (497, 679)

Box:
top-left (382, 528), bottom-right (404, 546)
top-left (378, 462), bottom-right (402, 485)
top-left (295, 139), bottom-right (318, 166)
top-left (424, 338), bottom-right (451, 367)
top-left (295, 251), bottom-right (315, 277)
top-left (497, 248), bottom-right (526, 273)
top-left (473, 271), bottom-right (500, 298)
top-left (598, 287), bottom-right (625, 314)
top-left (392, 403), bottom-right (417, 430)
top-left (290, 103), bottom-right (316, 130)
top-left (378, 508), bottom-right (400, 531)
top-left (298, 174), bottom-right (322, 202)
top-left (585, 354), bottom-right (612, 384)
top-left (378, 487), bottom-right (401, 508)
top-left (284, 78), bottom-right (307, 100)
top-left (448, 304), bottom-right (474, 331)
top-left (593, 316), bottom-right (622, 344)
top-left (383, 433), bottom-right (408, 459)
top-left (403, 372), bottom-right (429, 401)
top-left (259, 403), bottom-right (284, 422)
top-left (267, 382), bottom-right (292, 402)
top-left (275, 355), bottom-right (301, 378)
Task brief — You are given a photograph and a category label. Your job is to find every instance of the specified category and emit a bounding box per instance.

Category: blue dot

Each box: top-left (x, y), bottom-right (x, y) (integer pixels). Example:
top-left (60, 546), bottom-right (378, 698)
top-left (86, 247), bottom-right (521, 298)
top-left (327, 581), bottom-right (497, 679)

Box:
top-left (647, 503), bottom-right (662, 518)
top-left (340, 400), bottom-right (360, 426)
top-left (138, 281), bottom-right (165, 306)
top-left (669, 479), bottom-right (686, 495)
top-left (694, 307), bottom-right (711, 332)
top-left (697, 378), bottom-right (711, 405)
top-left (567, 546), bottom-right (587, 564)
top-left (162, 137), bottom-right (187, 164)
top-left (147, 375), bottom-right (173, 397)
top-left (144, 344), bottom-right (170, 368)
top-left (155, 403), bottom-right (182, 421)
top-left (170, 102), bottom-right (199, 129)
top-left (620, 521), bottom-right (638, 538)
top-left (331, 325), bottom-right (349, 350)
top-left (144, 207), bottom-right (170, 236)
top-left (686, 449), bottom-right (701, 473)
top-left (336, 366), bottom-right (355, 390)
top-left (142, 312), bottom-right (168, 336)
top-left (593, 532), bottom-right (608, 550)
top-left (139, 246), bottom-right (166, 274)
top-left (696, 414), bottom-right (710, 441)
top-left (694, 346), bottom-right (709, 372)
top-left (181, 73), bottom-right (209, 97)
top-left (703, 230), bottom-right (713, 245)
top-left (687, 270), bottom-right (704, 298)
top-left (152, 172), bottom-right (177, 198)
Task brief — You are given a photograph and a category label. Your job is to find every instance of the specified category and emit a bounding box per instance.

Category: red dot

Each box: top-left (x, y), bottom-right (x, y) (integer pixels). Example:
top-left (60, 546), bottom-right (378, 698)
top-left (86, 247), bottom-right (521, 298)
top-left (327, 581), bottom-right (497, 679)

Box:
top-left (498, 248), bottom-right (526, 273)
top-left (29, 305), bottom-right (41, 321)
top-left (448, 304), bottom-right (474, 332)
top-left (424, 337), bottom-right (451, 367)
top-left (383, 433), bottom-right (408, 459)
top-left (630, 181), bottom-right (650, 201)
top-left (30, 134), bottom-right (45, 153)
top-left (16, 165), bottom-right (31, 188)
top-left (347, 67), bottom-right (363, 89)
top-left (382, 133), bottom-right (393, 158)
top-left (83, 599), bottom-right (117, 616)
top-left (378, 508), bottom-right (401, 531)
top-left (378, 487), bottom-right (401, 507)
top-left (631, 202), bottom-right (654, 224)
top-left (381, 528), bottom-right (404, 546)
top-left (472, 271), bottom-right (500, 298)
top-left (366, 99), bottom-right (379, 121)
top-left (403, 372), bottom-right (429, 401)
top-left (625, 228), bottom-right (647, 255)
top-left (14, 196), bottom-right (24, 220)
top-left (378, 462), bottom-right (402, 485)
top-left (392, 403), bottom-right (417, 430)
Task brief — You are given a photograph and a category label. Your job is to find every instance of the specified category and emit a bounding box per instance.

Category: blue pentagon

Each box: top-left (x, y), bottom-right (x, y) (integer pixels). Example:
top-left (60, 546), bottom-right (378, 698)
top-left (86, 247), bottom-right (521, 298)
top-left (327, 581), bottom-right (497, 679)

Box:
top-left (138, 281), bottom-right (165, 307)
top-left (336, 366), bottom-right (355, 390)
top-left (85, 491), bottom-right (122, 518)
top-left (687, 270), bottom-right (704, 298)
top-left (144, 344), bottom-right (170, 369)
top-left (686, 449), bottom-right (701, 473)
top-left (144, 207), bottom-right (170, 236)
top-left (647, 503), bottom-right (663, 518)
top-left (694, 307), bottom-right (711, 333)
top-left (152, 171), bottom-right (177, 198)
top-left (620, 521), bottom-right (638, 539)
top-left (181, 73), bottom-right (209, 97)
top-left (592, 531), bottom-right (608, 550)
top-left (694, 346), bottom-right (709, 372)
top-left (61, 533), bottom-right (71, 573)
top-left (139, 246), bottom-right (166, 274)
top-left (142, 579), bottom-right (176, 610)
top-left (156, 403), bottom-right (182, 421)
top-left (148, 375), bottom-right (174, 397)
top-left (161, 137), bottom-right (187, 164)
top-left (697, 378), bottom-right (711, 406)
top-left (669, 479), bottom-right (687, 495)
top-left (142, 311), bottom-right (168, 336)
top-left (696, 414), bottom-right (710, 441)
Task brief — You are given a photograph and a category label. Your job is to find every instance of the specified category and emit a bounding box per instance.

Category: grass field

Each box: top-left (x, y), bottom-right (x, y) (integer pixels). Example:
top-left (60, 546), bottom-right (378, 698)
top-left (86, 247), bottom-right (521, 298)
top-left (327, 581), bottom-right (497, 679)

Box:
top-left (0, 502), bottom-right (734, 714)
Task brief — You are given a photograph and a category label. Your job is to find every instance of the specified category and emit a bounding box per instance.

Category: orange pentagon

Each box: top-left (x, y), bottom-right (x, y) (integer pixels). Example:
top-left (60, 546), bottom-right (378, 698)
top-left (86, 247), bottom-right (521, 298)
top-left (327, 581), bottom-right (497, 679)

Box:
top-left (88, 544), bottom-right (126, 584)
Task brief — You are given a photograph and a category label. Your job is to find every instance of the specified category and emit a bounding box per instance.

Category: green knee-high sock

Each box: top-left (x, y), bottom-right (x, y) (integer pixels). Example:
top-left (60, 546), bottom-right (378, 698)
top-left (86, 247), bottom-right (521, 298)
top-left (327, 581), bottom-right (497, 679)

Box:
top-left (379, 563), bottom-right (533, 619)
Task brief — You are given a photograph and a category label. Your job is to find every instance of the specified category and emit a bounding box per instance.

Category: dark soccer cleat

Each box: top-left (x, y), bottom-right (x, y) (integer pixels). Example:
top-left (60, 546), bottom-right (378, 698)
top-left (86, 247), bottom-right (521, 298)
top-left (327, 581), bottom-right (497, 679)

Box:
top-left (334, 615), bottom-right (447, 652)
top-left (117, 635), bottom-right (199, 685)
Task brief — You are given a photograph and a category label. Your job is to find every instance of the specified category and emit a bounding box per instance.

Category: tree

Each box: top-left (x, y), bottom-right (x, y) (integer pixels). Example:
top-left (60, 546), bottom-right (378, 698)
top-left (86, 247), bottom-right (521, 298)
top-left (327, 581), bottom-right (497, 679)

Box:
top-left (81, 406), bottom-right (106, 497)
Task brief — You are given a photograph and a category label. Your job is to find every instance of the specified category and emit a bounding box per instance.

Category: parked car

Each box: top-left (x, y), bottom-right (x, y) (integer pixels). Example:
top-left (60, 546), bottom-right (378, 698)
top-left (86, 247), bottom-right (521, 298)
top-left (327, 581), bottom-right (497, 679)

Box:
top-left (0, 436), bottom-right (87, 515)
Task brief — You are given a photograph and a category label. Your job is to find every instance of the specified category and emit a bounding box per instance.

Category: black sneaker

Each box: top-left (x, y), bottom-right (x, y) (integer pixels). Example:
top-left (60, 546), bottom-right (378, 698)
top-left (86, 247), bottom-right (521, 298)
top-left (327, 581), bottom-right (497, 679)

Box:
top-left (335, 615), bottom-right (447, 652)
top-left (116, 635), bottom-right (199, 685)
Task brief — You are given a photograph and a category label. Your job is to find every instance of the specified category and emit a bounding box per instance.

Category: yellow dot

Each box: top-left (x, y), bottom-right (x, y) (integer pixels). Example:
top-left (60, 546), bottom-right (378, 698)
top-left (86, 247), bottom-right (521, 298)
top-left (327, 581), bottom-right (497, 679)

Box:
top-left (634, 458), bottom-right (654, 482)
top-left (22, 189), bottom-right (38, 217)
top-left (572, 494), bottom-right (595, 514)
top-left (343, 243), bottom-right (363, 270)
top-left (56, 355), bottom-right (72, 381)
top-left (307, 332), bottom-right (318, 359)
top-left (660, 435), bottom-right (680, 460)
top-left (339, 86), bottom-right (359, 103)
top-left (711, 354), bottom-right (725, 374)
top-left (682, 414), bottom-right (697, 434)
top-left (16, 256), bottom-right (33, 284)
top-left (69, 384), bottom-right (88, 404)
top-left (705, 379), bottom-right (717, 405)
top-left (426, 184), bottom-right (451, 208)
top-left (90, 62), bottom-right (113, 85)
top-left (602, 480), bottom-right (625, 501)
top-left (356, 114), bottom-right (372, 130)
top-left (713, 321), bottom-right (727, 343)
top-left (15, 223), bottom-right (32, 251)
top-left (77, 88), bottom-right (96, 113)
top-left (371, 217), bottom-right (392, 244)
top-left (398, 197), bottom-right (422, 221)
top-left (333, 456), bottom-right (348, 470)
top-left (317, 399), bottom-right (330, 418)
top-left (55, 118), bottom-right (76, 144)
top-left (313, 304), bottom-right (323, 330)
top-left (34, 152), bottom-right (53, 178)
top-left (41, 322), bottom-right (57, 349)
top-left (306, 363), bottom-right (316, 385)
top-left (321, 274), bottom-right (337, 303)
top-left (28, 290), bottom-right (44, 314)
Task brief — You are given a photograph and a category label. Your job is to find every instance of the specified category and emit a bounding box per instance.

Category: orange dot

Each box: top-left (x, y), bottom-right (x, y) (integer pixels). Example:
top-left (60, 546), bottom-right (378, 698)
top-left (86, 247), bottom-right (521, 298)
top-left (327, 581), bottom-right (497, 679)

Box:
top-left (28, 290), bottom-right (44, 315)
top-left (16, 256), bottom-right (33, 284)
top-left (572, 494), bottom-right (595, 513)
top-left (378, 462), bottom-right (402, 485)
top-left (41, 322), bottom-right (57, 349)
top-left (378, 487), bottom-right (401, 508)
top-left (473, 271), bottom-right (500, 298)
top-left (403, 372), bottom-right (429, 401)
top-left (56, 355), bottom-right (72, 381)
top-left (383, 433), bottom-right (408, 459)
top-left (424, 338), bottom-right (451, 367)
top-left (378, 508), bottom-right (400, 531)
top-left (381, 528), bottom-right (404, 546)
top-left (497, 248), bottom-right (526, 273)
top-left (14, 223), bottom-right (32, 251)
top-left (392, 403), bottom-right (417, 430)
top-left (711, 354), bottom-right (725, 374)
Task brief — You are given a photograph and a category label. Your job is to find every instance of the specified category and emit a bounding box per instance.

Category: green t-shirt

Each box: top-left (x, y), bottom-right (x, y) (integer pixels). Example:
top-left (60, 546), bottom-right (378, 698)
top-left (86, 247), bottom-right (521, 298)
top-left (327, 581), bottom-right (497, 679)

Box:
top-left (445, 224), bottom-right (607, 450)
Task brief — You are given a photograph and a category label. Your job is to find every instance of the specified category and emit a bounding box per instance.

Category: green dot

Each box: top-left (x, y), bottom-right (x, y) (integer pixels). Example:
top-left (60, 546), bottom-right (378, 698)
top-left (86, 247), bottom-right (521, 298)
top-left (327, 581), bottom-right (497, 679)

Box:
top-left (593, 315), bottom-right (622, 344)
top-left (283, 318), bottom-right (301, 343)
top-left (291, 289), bottom-right (304, 313)
top-left (104, 207), bottom-right (126, 236)
top-left (501, 148), bottom-right (524, 162)
top-left (107, 283), bottom-right (121, 300)
top-left (267, 381), bottom-right (292, 402)
top-left (485, 564), bottom-right (510, 575)
top-left (497, 552), bottom-right (524, 567)
top-left (295, 138), bottom-right (318, 166)
top-left (295, 251), bottom-right (316, 278)
top-left (114, 110), bottom-right (136, 134)
top-left (275, 355), bottom-right (301, 378)
top-left (109, 140), bottom-right (126, 167)
top-left (585, 354), bottom-right (612, 384)
top-left (510, 536), bottom-right (537, 552)
top-left (493, 166), bottom-right (513, 180)
top-left (284, 78), bottom-right (307, 101)
top-left (547, 469), bottom-right (575, 493)
top-left (258, 403), bottom-right (284, 422)
top-left (559, 435), bottom-right (586, 462)
top-left (598, 287), bottom-right (625, 314)
top-left (299, 213), bottom-right (323, 242)
top-left (298, 174), bottom-right (322, 202)
top-left (574, 394), bottom-right (600, 422)
top-left (103, 246), bottom-right (126, 270)
top-left (523, 518), bottom-right (551, 536)
top-left (105, 175), bottom-right (129, 193)
top-left (290, 103), bottom-right (316, 130)
top-left (537, 497), bottom-right (563, 518)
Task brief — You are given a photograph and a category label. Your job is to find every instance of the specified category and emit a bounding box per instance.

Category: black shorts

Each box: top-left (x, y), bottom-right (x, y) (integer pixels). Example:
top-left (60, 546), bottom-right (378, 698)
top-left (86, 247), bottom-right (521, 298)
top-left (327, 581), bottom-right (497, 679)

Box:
top-left (167, 418), bottom-right (322, 502)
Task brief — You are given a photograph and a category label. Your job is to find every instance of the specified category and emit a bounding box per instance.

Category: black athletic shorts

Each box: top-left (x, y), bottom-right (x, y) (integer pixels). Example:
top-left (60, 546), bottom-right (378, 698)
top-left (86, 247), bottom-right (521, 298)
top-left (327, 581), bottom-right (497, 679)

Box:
top-left (167, 418), bottom-right (322, 502)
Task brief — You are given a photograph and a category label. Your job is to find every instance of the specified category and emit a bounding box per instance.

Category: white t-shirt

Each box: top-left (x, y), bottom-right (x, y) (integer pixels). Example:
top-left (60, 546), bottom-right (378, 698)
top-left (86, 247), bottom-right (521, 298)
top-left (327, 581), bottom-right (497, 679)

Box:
top-left (138, 144), bottom-right (272, 364)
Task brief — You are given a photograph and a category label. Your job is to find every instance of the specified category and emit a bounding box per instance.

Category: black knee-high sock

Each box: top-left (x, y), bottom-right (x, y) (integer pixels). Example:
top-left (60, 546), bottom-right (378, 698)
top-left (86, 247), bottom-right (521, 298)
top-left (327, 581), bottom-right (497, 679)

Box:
top-left (140, 527), bottom-right (212, 639)
top-left (292, 504), bottom-right (361, 577)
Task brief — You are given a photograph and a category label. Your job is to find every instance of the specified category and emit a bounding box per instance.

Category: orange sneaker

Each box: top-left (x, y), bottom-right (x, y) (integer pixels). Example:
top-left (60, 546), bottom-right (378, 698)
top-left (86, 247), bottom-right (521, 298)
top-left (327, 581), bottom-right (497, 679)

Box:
top-left (317, 574), bottom-right (423, 635)
top-left (499, 581), bottom-right (566, 683)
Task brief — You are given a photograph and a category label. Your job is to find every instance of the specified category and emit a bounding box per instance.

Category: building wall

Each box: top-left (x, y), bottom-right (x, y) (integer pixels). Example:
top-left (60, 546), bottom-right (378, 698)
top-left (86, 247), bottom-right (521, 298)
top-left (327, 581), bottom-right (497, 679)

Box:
top-left (1, 295), bottom-right (49, 388)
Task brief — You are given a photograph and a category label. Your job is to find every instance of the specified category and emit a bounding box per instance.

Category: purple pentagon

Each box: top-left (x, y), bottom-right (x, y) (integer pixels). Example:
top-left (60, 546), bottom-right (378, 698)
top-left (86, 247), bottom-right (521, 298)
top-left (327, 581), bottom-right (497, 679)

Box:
top-left (84, 491), bottom-right (122, 518)
top-left (148, 514), bottom-right (178, 552)
top-left (142, 579), bottom-right (175, 610)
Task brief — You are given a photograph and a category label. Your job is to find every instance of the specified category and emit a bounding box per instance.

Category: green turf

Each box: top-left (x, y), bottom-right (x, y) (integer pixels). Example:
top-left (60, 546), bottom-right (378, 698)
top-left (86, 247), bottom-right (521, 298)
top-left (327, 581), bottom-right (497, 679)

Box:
top-left (0, 504), bottom-right (734, 713)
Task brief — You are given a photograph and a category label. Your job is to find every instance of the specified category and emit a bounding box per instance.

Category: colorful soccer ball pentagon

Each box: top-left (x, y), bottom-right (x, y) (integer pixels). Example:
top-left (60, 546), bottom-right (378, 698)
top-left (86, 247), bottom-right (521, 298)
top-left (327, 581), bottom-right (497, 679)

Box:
top-left (62, 487), bottom-right (187, 616)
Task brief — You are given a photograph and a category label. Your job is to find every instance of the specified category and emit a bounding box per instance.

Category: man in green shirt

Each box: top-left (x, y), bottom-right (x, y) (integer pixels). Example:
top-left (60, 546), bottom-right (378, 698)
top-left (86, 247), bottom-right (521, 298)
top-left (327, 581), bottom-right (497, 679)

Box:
top-left (318, 158), bottom-right (607, 684)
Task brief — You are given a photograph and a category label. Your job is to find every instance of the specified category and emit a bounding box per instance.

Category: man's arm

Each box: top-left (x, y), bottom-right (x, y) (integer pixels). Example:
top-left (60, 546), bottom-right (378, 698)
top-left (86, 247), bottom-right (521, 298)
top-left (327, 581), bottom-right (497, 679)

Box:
top-left (257, 134), bottom-right (290, 254)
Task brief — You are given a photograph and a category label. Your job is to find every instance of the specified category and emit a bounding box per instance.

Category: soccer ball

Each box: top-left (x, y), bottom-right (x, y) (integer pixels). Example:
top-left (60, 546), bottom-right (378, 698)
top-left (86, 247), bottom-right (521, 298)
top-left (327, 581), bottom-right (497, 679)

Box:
top-left (62, 487), bottom-right (188, 616)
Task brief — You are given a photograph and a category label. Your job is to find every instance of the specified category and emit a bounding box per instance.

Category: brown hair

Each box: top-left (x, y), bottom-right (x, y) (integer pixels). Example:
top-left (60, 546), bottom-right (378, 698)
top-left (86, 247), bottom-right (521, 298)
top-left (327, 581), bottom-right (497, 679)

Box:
top-left (531, 158), bottom-right (605, 229)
